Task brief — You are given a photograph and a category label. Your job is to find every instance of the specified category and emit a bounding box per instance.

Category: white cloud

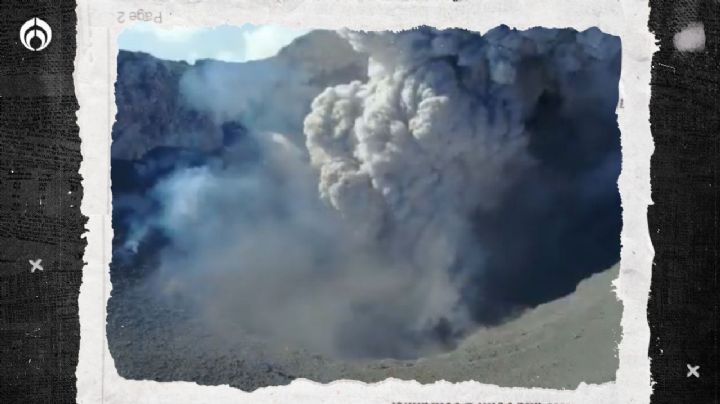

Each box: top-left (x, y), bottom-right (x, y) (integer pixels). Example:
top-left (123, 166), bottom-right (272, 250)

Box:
top-left (119, 23), bottom-right (309, 63)
top-left (242, 25), bottom-right (310, 61)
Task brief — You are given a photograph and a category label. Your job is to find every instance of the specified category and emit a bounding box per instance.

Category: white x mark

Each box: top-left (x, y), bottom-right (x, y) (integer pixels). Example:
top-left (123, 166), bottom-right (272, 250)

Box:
top-left (687, 364), bottom-right (700, 378)
top-left (29, 259), bottom-right (43, 273)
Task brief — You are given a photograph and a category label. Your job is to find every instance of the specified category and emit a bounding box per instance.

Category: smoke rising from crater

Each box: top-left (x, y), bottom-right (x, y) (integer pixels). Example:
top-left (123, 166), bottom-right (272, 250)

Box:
top-left (305, 29), bottom-right (542, 337)
top-left (113, 26), bottom-right (622, 359)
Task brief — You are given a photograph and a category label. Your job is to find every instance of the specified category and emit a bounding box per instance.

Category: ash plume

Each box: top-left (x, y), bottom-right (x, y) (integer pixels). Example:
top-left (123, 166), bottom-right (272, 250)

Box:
top-left (112, 27), bottom-right (622, 359)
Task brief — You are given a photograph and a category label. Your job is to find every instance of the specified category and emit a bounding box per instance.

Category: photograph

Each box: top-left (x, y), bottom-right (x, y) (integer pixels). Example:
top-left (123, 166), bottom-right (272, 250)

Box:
top-left (106, 23), bottom-right (623, 391)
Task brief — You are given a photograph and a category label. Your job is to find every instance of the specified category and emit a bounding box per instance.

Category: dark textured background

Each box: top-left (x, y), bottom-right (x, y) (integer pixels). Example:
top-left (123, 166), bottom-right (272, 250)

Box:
top-left (0, 0), bottom-right (717, 402)
top-left (647, 0), bottom-right (719, 403)
top-left (0, 1), bottom-right (86, 403)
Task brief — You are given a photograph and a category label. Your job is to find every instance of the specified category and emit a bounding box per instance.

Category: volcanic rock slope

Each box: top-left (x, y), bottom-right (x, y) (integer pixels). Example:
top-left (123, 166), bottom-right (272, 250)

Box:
top-left (107, 28), bottom-right (622, 391)
top-left (112, 30), bottom-right (369, 160)
top-left (108, 262), bottom-right (620, 390)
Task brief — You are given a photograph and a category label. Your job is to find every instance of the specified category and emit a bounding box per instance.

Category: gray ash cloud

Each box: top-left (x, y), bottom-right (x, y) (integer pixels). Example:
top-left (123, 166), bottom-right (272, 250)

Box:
top-left (111, 26), bottom-right (621, 359)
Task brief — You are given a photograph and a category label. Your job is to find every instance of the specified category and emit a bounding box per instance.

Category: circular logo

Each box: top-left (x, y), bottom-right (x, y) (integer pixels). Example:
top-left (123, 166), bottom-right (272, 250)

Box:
top-left (20, 17), bottom-right (52, 51)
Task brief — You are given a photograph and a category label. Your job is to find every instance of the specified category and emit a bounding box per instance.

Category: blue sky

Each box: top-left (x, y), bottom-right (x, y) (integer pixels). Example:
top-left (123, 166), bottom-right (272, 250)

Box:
top-left (118, 23), bottom-right (310, 63)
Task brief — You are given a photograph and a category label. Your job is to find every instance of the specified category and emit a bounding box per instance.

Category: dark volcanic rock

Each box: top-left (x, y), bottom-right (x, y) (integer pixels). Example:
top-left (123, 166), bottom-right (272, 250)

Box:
top-left (112, 30), bottom-right (368, 160)
top-left (110, 29), bottom-right (369, 266)
top-left (113, 51), bottom-right (221, 160)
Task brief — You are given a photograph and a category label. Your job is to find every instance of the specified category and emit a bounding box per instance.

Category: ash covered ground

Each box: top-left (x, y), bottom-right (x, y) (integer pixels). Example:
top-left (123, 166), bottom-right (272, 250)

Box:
top-left (108, 262), bottom-right (620, 390)
top-left (108, 26), bottom-right (623, 390)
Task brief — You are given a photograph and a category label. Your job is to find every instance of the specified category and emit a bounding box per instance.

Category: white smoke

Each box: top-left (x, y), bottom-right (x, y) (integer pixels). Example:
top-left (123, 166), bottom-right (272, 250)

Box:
top-left (145, 130), bottom-right (462, 358)
top-left (118, 26), bottom-right (621, 360)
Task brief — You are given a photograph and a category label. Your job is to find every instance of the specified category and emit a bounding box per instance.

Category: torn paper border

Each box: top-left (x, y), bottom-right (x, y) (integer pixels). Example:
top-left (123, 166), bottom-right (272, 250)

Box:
top-left (75, 0), bottom-right (655, 402)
